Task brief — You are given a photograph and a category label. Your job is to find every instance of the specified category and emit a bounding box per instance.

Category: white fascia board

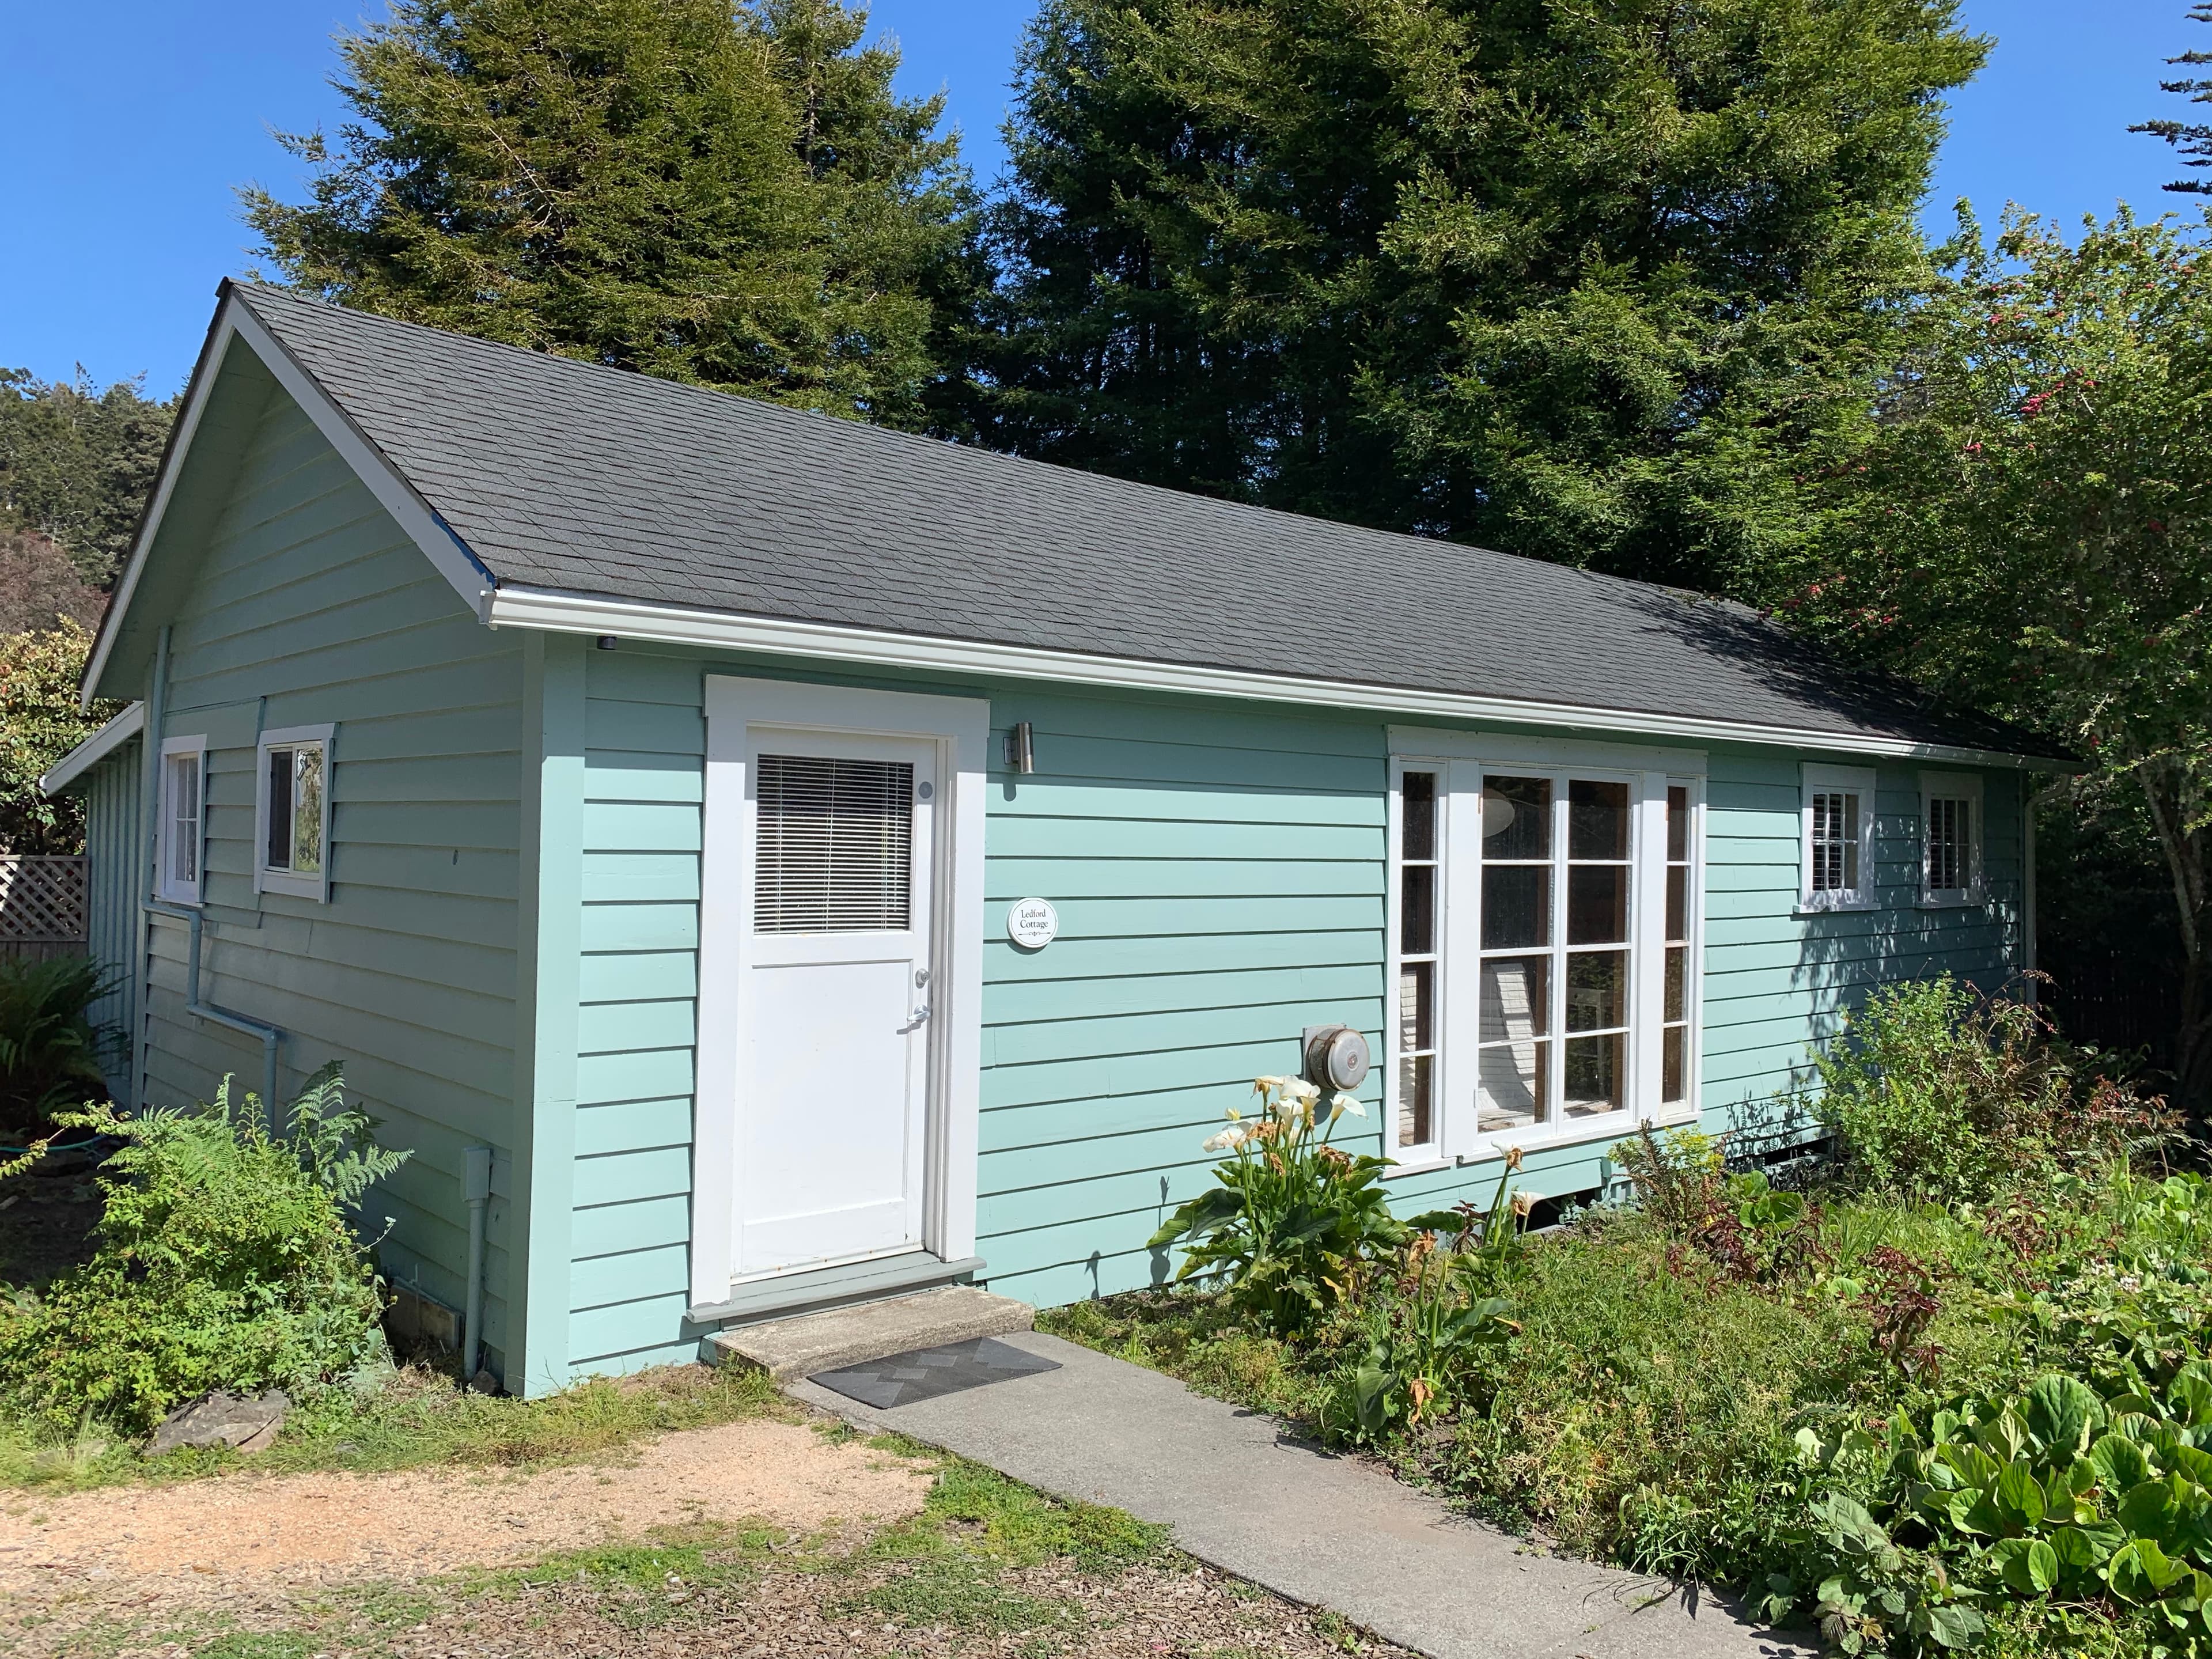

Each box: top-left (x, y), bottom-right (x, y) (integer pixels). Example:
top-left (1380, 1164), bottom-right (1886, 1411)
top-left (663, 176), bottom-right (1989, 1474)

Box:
top-left (37, 701), bottom-right (145, 797)
top-left (486, 585), bottom-right (2069, 771)
top-left (82, 293), bottom-right (496, 710)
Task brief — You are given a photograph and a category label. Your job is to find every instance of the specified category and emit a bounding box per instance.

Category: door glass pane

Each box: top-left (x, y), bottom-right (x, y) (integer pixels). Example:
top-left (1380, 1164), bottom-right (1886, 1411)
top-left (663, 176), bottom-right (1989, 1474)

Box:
top-left (1666, 866), bottom-right (1687, 942)
top-left (1565, 950), bottom-right (1627, 1031)
top-left (1568, 779), bottom-right (1630, 859)
top-left (1665, 946), bottom-right (1686, 1022)
top-left (1401, 863), bottom-right (1435, 955)
top-left (1401, 771), bottom-right (1435, 861)
top-left (1482, 777), bottom-right (1551, 860)
top-left (1667, 785), bottom-right (1688, 861)
top-left (1480, 956), bottom-right (1549, 1042)
top-left (1478, 1042), bottom-right (1546, 1132)
top-left (1662, 1027), bottom-right (1686, 1103)
top-left (1563, 1033), bottom-right (1625, 1116)
top-left (291, 748), bottom-right (324, 873)
top-left (755, 754), bottom-right (915, 933)
top-left (1399, 961), bottom-right (1433, 1051)
top-left (1566, 865), bottom-right (1626, 944)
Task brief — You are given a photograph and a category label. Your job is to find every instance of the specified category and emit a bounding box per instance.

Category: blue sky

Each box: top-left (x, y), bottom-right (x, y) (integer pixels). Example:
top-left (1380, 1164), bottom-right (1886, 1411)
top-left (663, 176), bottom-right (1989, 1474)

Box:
top-left (1, 0), bottom-right (2200, 396)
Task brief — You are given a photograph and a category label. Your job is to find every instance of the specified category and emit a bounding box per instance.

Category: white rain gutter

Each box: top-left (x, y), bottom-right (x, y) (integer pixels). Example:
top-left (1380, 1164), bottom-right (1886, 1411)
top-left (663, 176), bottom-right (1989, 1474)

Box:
top-left (482, 585), bottom-right (2072, 772)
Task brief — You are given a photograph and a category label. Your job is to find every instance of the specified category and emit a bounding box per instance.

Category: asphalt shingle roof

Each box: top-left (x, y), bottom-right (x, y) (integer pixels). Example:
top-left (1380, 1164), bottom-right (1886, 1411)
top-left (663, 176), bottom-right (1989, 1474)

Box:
top-left (232, 282), bottom-right (2058, 760)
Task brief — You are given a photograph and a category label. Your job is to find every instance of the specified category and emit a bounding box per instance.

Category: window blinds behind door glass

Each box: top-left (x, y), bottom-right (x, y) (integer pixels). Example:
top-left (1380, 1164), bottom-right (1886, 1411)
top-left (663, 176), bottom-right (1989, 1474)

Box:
top-left (753, 754), bottom-right (915, 933)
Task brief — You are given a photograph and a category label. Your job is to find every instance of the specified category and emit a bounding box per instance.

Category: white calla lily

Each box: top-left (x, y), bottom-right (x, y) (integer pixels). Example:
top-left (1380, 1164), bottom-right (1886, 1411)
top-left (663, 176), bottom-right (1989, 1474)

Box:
top-left (1331, 1093), bottom-right (1366, 1118)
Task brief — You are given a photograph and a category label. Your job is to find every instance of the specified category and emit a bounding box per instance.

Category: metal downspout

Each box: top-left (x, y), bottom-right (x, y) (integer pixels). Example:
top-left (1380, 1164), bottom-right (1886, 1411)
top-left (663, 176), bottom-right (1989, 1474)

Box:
top-left (463, 1145), bottom-right (492, 1380)
top-left (142, 900), bottom-right (282, 1115)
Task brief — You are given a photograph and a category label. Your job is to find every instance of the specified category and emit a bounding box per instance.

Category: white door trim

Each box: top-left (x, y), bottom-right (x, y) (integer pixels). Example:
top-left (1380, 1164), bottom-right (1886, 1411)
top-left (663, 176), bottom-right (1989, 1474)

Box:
top-left (691, 676), bottom-right (989, 1307)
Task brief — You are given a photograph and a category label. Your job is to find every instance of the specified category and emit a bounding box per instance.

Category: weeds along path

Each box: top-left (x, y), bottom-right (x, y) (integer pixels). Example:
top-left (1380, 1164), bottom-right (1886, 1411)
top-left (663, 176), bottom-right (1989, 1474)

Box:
top-left (0, 1417), bottom-right (930, 1601)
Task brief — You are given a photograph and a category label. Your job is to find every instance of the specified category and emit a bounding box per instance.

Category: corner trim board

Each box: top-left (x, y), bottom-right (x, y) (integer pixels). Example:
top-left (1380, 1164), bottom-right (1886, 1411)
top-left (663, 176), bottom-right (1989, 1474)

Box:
top-left (486, 587), bottom-right (2059, 771)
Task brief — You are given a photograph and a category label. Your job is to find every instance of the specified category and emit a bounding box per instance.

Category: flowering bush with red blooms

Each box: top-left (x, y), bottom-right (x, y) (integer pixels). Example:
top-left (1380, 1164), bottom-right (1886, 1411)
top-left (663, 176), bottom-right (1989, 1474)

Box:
top-left (1779, 209), bottom-right (2212, 1110)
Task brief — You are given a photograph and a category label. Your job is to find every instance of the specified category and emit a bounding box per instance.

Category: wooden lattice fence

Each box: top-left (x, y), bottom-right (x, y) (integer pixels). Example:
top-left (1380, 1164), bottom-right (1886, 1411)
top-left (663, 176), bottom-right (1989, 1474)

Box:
top-left (0, 856), bottom-right (88, 961)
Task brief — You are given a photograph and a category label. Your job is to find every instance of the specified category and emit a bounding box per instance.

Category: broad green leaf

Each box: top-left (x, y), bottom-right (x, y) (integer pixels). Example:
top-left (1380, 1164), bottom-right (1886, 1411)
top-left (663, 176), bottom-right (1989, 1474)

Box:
top-left (2094, 1433), bottom-right (2158, 1494)
top-left (2173, 1371), bottom-right (2212, 1429)
top-left (2053, 1522), bottom-right (2123, 1569)
top-left (2169, 1444), bottom-right (2212, 1488)
top-left (1996, 1459), bottom-right (2048, 1527)
top-left (2026, 1374), bottom-right (2102, 1456)
top-left (1922, 1604), bottom-right (1985, 1649)
top-left (1994, 1536), bottom-right (2060, 1595)
top-left (2121, 1478), bottom-right (2179, 1540)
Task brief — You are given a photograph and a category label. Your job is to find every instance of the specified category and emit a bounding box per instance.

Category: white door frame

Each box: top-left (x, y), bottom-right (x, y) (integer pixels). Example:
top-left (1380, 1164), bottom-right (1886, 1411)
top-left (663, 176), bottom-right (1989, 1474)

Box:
top-left (691, 675), bottom-right (989, 1308)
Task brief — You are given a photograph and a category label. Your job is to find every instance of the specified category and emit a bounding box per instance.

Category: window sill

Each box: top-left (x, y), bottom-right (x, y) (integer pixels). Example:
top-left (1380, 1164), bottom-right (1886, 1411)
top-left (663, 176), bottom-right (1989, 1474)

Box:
top-left (256, 869), bottom-right (326, 902)
top-left (1916, 895), bottom-right (1985, 910)
top-left (1382, 1156), bottom-right (1452, 1180)
top-left (1795, 899), bottom-right (1876, 916)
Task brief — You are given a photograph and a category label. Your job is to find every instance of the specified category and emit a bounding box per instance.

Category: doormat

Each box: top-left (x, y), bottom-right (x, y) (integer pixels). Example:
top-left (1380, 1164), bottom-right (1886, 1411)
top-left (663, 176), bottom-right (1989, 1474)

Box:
top-left (810, 1336), bottom-right (1060, 1410)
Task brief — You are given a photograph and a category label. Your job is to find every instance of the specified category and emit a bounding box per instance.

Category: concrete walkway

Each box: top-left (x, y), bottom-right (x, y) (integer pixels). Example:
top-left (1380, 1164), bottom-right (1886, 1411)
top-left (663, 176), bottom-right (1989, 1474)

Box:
top-left (790, 1331), bottom-right (1819, 1659)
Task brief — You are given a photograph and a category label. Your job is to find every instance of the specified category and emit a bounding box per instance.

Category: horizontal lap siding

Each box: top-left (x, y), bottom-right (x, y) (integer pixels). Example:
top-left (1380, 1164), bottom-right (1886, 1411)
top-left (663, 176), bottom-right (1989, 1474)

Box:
top-left (143, 389), bottom-right (525, 1372)
top-left (83, 748), bottom-right (142, 1097)
top-left (570, 650), bottom-right (702, 1374)
top-left (556, 642), bottom-right (2031, 1344)
top-left (975, 692), bottom-right (1389, 1308)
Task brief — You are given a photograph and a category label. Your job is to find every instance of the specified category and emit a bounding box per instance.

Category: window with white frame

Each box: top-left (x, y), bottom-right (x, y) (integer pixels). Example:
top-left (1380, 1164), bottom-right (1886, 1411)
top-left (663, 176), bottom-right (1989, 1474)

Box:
top-left (1387, 752), bottom-right (1703, 1161)
top-left (256, 725), bottom-right (333, 900)
top-left (1921, 772), bottom-right (1983, 904)
top-left (1801, 764), bottom-right (1876, 911)
top-left (157, 736), bottom-right (206, 905)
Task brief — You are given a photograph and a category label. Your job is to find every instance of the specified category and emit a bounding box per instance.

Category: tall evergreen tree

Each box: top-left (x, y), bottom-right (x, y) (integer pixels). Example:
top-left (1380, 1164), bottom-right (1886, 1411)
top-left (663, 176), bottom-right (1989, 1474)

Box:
top-left (245, 0), bottom-right (976, 426)
top-left (980, 0), bottom-right (1985, 592)
top-left (2132, 3), bottom-right (2212, 194)
top-left (0, 370), bottom-right (175, 586)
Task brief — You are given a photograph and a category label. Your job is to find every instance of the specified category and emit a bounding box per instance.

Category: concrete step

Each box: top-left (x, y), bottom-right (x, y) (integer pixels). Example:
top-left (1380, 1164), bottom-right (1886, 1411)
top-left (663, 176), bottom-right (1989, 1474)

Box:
top-left (706, 1285), bottom-right (1035, 1382)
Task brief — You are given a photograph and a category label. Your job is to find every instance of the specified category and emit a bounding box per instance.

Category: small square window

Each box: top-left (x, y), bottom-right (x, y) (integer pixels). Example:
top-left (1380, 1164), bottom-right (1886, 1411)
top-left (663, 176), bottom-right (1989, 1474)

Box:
top-left (1801, 765), bottom-right (1876, 911)
top-left (157, 737), bottom-right (206, 906)
top-left (256, 725), bottom-right (334, 900)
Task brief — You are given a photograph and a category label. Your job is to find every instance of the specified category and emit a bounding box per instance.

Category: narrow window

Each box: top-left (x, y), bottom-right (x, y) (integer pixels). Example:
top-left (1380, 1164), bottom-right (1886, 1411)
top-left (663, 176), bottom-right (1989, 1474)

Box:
top-left (1395, 770), bottom-right (1440, 1152)
top-left (1662, 783), bottom-right (1695, 1109)
top-left (1920, 774), bottom-right (1983, 903)
top-left (256, 726), bottom-right (334, 900)
top-left (158, 742), bottom-right (204, 904)
top-left (1801, 766), bottom-right (1876, 910)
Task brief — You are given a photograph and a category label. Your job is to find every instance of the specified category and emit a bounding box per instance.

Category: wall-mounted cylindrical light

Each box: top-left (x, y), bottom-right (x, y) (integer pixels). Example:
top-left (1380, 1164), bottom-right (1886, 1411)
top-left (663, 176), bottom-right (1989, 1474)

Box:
top-left (1006, 721), bottom-right (1035, 774)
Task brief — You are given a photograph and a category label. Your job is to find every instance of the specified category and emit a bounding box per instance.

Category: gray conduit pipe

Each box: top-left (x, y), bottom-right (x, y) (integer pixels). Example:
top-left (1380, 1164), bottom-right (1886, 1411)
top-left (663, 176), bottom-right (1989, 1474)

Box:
top-left (463, 1145), bottom-right (492, 1381)
top-left (142, 900), bottom-right (282, 1116)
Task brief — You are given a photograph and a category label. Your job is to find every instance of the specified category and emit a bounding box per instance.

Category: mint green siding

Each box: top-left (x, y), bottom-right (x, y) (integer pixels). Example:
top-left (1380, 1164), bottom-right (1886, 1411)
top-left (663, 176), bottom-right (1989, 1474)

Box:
top-left (133, 382), bottom-right (528, 1375)
top-left (92, 363), bottom-right (2031, 1391)
top-left (79, 744), bottom-right (142, 1100)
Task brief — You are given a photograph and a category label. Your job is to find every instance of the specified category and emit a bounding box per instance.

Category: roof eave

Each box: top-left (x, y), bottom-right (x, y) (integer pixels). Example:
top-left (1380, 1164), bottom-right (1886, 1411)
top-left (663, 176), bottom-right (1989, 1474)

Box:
top-left (483, 585), bottom-right (2076, 772)
top-left (38, 700), bottom-right (145, 797)
top-left (84, 282), bottom-right (501, 710)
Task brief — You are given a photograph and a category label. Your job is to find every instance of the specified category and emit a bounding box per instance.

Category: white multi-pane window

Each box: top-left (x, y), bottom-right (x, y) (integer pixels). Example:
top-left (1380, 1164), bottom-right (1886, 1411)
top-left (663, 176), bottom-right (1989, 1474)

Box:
top-left (1393, 767), bottom-right (1441, 1156)
top-left (1800, 764), bottom-right (1876, 911)
top-left (157, 736), bottom-right (207, 906)
top-left (256, 724), bottom-right (334, 900)
top-left (1386, 742), bottom-right (1703, 1162)
top-left (1920, 772), bottom-right (1983, 905)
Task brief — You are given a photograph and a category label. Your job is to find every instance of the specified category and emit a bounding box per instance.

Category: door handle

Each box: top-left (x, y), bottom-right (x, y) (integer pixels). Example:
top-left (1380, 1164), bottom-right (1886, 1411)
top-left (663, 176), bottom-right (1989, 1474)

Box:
top-left (900, 1002), bottom-right (931, 1033)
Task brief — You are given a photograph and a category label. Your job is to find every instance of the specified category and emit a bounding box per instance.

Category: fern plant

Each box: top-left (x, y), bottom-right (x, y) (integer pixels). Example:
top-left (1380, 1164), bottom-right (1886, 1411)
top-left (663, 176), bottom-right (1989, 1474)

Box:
top-left (0, 1063), bottom-right (410, 1435)
top-left (0, 955), bottom-right (119, 1125)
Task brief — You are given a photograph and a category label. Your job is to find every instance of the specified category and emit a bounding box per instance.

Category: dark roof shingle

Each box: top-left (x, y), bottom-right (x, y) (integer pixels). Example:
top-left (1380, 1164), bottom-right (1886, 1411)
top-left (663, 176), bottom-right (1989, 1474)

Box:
top-left (232, 282), bottom-right (2058, 760)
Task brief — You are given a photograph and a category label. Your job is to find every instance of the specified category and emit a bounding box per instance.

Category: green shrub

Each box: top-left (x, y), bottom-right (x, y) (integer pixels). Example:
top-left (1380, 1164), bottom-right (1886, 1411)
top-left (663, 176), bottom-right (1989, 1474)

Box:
top-left (1816, 976), bottom-right (2160, 1206)
top-left (0, 954), bottom-right (118, 1126)
top-left (1147, 1075), bottom-right (1406, 1336)
top-left (0, 1062), bottom-right (408, 1435)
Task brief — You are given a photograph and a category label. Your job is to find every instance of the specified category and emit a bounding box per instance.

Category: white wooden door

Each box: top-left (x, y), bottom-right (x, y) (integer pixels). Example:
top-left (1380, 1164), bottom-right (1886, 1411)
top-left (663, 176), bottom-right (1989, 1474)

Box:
top-left (735, 730), bottom-right (937, 1277)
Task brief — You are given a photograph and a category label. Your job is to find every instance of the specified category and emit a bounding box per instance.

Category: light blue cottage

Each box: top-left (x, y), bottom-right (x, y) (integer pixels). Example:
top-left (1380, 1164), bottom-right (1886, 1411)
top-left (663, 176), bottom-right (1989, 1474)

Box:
top-left (40, 282), bottom-right (2065, 1395)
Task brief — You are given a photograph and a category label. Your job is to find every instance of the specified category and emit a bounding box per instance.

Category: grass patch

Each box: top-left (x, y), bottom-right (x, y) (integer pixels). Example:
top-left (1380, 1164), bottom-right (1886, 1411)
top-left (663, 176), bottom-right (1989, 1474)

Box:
top-left (0, 1358), bottom-right (783, 1492)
